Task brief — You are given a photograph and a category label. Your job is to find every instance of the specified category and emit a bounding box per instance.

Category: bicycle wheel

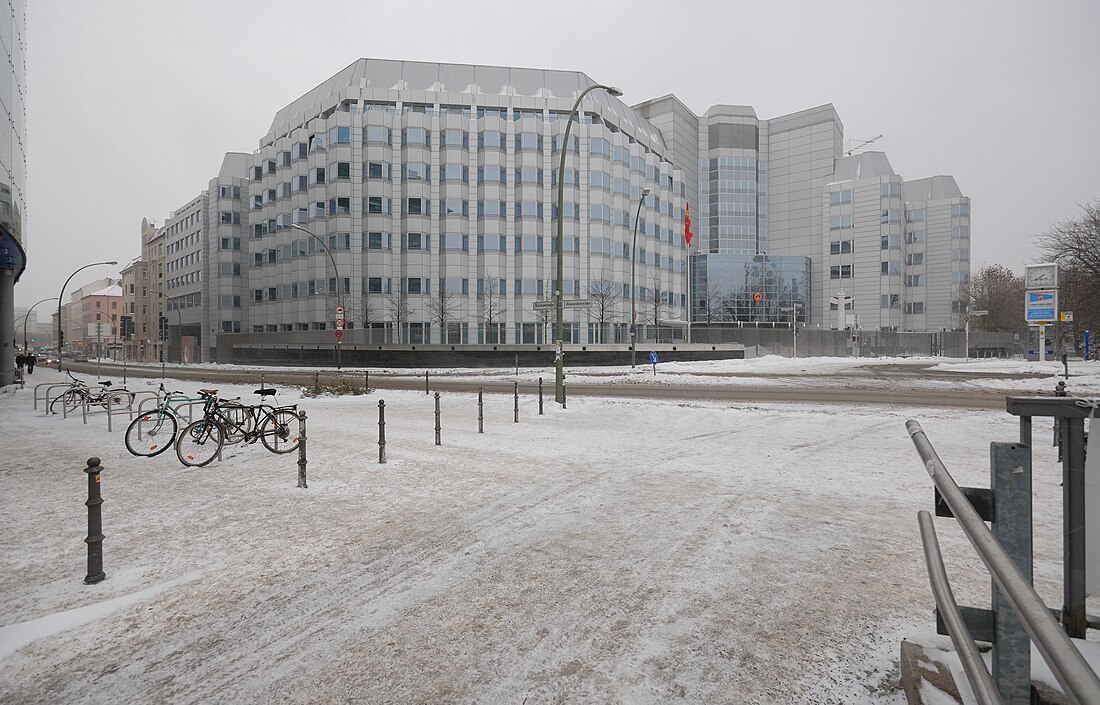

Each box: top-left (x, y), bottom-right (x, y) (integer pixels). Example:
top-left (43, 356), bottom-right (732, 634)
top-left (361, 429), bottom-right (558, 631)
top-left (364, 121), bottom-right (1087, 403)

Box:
top-left (49, 390), bottom-right (83, 414)
top-left (260, 409), bottom-right (301, 454)
top-left (125, 409), bottom-right (178, 457)
top-left (110, 390), bottom-right (135, 410)
top-left (175, 419), bottom-right (226, 467)
top-left (217, 402), bottom-right (254, 444)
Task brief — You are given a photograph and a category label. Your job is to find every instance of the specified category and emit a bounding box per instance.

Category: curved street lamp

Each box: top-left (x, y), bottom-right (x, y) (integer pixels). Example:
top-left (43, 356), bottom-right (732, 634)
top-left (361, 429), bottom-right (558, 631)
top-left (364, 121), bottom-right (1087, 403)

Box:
top-left (20, 297), bottom-right (58, 353)
top-left (58, 261), bottom-right (118, 374)
top-left (290, 223), bottom-right (345, 369)
top-left (555, 82), bottom-right (622, 404)
top-left (629, 187), bottom-right (651, 369)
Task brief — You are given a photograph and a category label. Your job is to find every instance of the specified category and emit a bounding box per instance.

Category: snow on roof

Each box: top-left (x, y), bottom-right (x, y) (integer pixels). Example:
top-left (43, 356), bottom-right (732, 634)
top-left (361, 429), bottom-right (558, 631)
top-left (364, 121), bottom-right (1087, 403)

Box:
top-left (89, 284), bottom-right (122, 297)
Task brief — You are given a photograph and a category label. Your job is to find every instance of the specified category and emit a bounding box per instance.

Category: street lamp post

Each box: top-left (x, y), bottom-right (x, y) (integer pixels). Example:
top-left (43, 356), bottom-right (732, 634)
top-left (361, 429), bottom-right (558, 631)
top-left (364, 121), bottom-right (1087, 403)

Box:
top-left (57, 261), bottom-right (117, 374)
top-left (291, 224), bottom-right (345, 369)
top-left (629, 187), bottom-right (651, 368)
top-left (19, 297), bottom-right (58, 353)
top-left (555, 82), bottom-right (622, 403)
top-left (162, 294), bottom-right (185, 363)
top-left (781, 303), bottom-right (803, 358)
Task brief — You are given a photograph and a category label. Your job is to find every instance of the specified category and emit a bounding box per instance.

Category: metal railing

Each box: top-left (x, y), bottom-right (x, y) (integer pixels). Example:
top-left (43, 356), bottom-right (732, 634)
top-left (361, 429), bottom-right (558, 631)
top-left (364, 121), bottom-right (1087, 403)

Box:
top-left (907, 420), bottom-right (1100, 705)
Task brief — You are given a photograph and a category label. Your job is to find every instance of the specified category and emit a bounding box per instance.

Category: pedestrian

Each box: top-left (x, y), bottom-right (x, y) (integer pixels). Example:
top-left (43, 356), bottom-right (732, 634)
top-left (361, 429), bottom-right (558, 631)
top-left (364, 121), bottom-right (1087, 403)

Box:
top-left (26, 353), bottom-right (36, 374)
top-left (15, 353), bottom-right (25, 374)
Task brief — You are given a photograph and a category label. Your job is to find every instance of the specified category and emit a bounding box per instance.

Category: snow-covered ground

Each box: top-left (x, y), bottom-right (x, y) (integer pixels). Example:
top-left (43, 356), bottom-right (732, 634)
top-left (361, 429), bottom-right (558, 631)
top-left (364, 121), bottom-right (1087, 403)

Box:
top-left (1, 364), bottom-right (1097, 704)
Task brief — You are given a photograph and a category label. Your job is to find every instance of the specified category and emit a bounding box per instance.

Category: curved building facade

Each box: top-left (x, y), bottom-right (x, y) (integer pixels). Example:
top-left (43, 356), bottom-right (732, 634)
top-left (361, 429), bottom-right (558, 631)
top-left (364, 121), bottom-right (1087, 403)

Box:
top-left (1, 0), bottom-right (27, 385)
top-left (243, 59), bottom-right (688, 346)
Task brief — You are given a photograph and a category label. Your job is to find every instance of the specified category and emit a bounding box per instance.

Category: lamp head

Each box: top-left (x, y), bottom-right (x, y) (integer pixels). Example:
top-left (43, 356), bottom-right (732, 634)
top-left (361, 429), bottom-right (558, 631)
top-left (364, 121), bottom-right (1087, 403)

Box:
top-left (605, 86), bottom-right (624, 97)
top-left (642, 187), bottom-right (651, 196)
top-left (107, 261), bottom-right (118, 265)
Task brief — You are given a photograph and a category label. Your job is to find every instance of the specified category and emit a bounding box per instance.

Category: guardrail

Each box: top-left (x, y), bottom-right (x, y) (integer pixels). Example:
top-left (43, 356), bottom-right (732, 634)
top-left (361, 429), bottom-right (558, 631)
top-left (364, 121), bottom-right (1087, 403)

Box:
top-left (906, 419), bottom-right (1100, 705)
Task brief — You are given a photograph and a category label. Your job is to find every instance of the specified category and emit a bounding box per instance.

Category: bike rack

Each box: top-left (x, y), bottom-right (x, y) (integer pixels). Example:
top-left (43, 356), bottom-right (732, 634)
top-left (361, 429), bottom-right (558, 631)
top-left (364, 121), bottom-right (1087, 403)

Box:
top-left (133, 400), bottom-right (207, 441)
top-left (36, 382), bottom-right (74, 414)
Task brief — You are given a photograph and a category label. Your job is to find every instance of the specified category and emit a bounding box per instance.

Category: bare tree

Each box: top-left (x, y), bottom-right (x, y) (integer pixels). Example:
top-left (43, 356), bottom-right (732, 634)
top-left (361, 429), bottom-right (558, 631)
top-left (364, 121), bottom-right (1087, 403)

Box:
top-left (696, 281), bottom-right (726, 324)
top-left (1037, 200), bottom-right (1100, 351)
top-left (534, 278), bottom-right (554, 343)
top-left (477, 274), bottom-right (507, 343)
top-left (385, 290), bottom-right (409, 343)
top-left (961, 264), bottom-right (1025, 334)
top-left (645, 273), bottom-right (667, 337)
top-left (429, 284), bottom-right (461, 343)
top-left (587, 275), bottom-right (620, 343)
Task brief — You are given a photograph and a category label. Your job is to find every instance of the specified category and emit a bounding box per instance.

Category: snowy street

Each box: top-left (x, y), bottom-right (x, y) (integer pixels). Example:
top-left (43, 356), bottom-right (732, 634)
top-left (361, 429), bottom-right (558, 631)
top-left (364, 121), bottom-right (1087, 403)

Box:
top-left (1, 360), bottom-right (1096, 703)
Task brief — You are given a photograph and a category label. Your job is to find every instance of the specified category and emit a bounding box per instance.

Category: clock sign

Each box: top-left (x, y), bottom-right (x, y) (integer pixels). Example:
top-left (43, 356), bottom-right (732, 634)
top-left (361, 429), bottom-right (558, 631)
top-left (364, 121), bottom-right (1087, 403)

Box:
top-left (1024, 263), bottom-right (1058, 289)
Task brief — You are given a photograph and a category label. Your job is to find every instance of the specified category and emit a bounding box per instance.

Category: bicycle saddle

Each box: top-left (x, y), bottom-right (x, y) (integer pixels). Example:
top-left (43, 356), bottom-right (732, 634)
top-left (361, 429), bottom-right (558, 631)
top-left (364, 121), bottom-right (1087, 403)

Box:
top-left (99, 381), bottom-right (113, 387)
top-left (198, 389), bottom-right (219, 396)
top-left (254, 388), bottom-right (277, 397)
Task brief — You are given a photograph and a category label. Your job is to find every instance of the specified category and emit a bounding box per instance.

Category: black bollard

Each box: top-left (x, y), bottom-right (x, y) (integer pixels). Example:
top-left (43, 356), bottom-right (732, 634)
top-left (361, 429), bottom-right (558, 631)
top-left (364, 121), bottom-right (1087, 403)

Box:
top-left (364, 370), bottom-right (369, 392)
top-left (425, 370), bottom-right (430, 395)
top-left (313, 371), bottom-right (319, 395)
top-left (378, 399), bottom-right (387, 463)
top-left (562, 381), bottom-right (567, 410)
top-left (297, 411), bottom-right (308, 488)
top-left (514, 381), bottom-right (519, 423)
top-left (478, 387), bottom-right (484, 434)
top-left (1062, 353), bottom-right (1069, 380)
top-left (434, 392), bottom-right (441, 446)
top-left (538, 377), bottom-right (544, 415)
top-left (84, 457), bottom-right (105, 584)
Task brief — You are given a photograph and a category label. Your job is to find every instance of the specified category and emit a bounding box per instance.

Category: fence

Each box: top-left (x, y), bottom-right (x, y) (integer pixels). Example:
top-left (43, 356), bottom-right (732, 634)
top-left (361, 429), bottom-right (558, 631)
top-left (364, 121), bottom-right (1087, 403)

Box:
top-left (905, 411), bottom-right (1100, 704)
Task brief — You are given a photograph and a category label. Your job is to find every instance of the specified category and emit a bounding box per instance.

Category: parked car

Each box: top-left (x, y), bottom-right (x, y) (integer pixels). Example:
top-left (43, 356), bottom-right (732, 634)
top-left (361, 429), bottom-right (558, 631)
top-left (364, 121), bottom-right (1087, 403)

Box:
top-left (73, 353), bottom-right (89, 362)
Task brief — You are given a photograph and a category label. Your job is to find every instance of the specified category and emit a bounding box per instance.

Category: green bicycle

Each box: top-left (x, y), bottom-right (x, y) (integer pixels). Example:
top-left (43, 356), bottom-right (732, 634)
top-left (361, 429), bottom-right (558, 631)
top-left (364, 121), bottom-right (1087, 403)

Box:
top-left (125, 385), bottom-right (251, 458)
top-left (175, 387), bottom-right (299, 467)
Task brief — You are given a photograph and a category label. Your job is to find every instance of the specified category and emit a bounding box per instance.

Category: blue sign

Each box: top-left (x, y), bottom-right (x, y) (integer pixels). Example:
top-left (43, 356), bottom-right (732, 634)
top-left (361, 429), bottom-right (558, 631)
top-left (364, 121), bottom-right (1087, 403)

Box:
top-left (1025, 290), bottom-right (1057, 323)
top-left (649, 351), bottom-right (658, 365)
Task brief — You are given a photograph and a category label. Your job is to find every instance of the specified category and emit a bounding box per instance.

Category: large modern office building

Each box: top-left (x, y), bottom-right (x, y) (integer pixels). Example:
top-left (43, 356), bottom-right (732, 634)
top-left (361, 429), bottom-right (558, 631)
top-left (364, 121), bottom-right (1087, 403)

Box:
top-left (148, 59), bottom-right (969, 360)
top-left (0, 0), bottom-right (27, 386)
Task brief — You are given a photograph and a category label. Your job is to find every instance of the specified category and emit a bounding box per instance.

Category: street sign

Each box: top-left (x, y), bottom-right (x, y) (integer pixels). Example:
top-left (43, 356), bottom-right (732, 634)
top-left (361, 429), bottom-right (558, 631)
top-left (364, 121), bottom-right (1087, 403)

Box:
top-left (564, 299), bottom-right (590, 309)
top-left (334, 329), bottom-right (344, 341)
top-left (970, 310), bottom-right (989, 316)
top-left (753, 292), bottom-right (763, 303)
top-left (533, 301), bottom-right (554, 311)
top-left (1061, 311), bottom-right (1074, 323)
top-left (1025, 290), bottom-right (1057, 323)
top-left (649, 351), bottom-right (658, 365)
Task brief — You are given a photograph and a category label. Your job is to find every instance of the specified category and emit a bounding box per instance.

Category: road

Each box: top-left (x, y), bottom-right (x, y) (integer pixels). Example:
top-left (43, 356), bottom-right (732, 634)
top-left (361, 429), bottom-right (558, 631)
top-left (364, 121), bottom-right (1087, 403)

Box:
top-left (53, 360), bottom-right (1019, 410)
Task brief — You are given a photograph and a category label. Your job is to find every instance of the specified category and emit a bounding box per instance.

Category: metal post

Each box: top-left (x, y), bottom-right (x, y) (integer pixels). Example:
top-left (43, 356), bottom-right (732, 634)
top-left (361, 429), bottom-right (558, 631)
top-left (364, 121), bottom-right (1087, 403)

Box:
top-left (364, 370), bottom-right (369, 392)
top-left (478, 387), bottom-right (483, 434)
top-left (106, 392), bottom-right (113, 433)
top-left (84, 457), bottom-right (105, 584)
top-left (82, 395), bottom-right (88, 424)
top-left (425, 370), bottom-right (430, 395)
top-left (1063, 417), bottom-right (1087, 638)
top-left (990, 441), bottom-right (1032, 703)
top-left (313, 371), bottom-right (319, 395)
top-left (538, 377), bottom-right (544, 415)
top-left (296, 411), bottom-right (307, 488)
top-left (1062, 353), bottom-right (1069, 380)
top-left (562, 381), bottom-right (567, 410)
top-left (378, 400), bottom-right (386, 463)
top-left (434, 392), bottom-right (441, 446)
top-left (514, 381), bottom-right (519, 423)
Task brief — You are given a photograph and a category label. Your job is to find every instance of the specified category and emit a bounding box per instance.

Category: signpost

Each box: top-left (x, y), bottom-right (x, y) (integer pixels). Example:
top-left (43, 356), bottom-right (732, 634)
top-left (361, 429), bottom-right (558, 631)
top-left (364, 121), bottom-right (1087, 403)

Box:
top-left (1025, 290), bottom-right (1057, 361)
top-left (533, 300), bottom-right (554, 311)
top-left (964, 309), bottom-right (989, 363)
top-left (829, 290), bottom-right (853, 331)
top-left (649, 350), bottom-right (658, 376)
top-left (334, 305), bottom-right (345, 354)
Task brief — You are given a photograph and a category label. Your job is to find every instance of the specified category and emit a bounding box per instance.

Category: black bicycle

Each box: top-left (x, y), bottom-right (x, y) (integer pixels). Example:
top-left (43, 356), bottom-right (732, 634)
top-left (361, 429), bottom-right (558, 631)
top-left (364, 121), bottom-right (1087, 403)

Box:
top-left (175, 387), bottom-right (299, 467)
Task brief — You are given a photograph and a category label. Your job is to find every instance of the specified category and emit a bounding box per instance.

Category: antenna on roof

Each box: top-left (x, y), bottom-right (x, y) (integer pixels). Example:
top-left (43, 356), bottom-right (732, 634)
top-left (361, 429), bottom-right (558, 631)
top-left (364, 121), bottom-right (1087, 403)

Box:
top-left (845, 134), bottom-right (883, 156)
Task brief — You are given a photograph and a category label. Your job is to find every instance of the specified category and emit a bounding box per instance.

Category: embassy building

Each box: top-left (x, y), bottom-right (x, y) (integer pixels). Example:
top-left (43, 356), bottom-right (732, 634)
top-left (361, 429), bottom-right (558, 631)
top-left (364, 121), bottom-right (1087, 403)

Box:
top-left (152, 59), bottom-right (968, 362)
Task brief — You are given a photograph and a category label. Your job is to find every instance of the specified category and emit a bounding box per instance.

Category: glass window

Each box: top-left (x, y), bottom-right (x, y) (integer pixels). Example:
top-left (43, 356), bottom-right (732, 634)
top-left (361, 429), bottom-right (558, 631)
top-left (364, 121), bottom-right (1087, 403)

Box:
top-left (404, 127), bottom-right (429, 146)
top-left (365, 161), bottom-right (389, 179)
top-left (441, 129), bottom-right (468, 148)
top-left (404, 163), bottom-right (430, 182)
top-left (364, 126), bottom-right (391, 144)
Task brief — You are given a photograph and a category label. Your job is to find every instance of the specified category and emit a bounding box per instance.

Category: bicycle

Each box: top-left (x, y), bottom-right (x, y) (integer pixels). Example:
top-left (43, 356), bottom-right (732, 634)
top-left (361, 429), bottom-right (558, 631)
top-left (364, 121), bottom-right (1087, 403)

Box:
top-left (175, 387), bottom-right (299, 467)
top-left (124, 384), bottom-right (210, 457)
top-left (50, 372), bottom-right (134, 415)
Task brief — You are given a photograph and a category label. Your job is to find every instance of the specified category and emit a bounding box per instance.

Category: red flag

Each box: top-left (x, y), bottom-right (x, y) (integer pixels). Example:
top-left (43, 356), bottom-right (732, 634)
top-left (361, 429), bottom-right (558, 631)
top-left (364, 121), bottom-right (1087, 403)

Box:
top-left (684, 202), bottom-right (694, 248)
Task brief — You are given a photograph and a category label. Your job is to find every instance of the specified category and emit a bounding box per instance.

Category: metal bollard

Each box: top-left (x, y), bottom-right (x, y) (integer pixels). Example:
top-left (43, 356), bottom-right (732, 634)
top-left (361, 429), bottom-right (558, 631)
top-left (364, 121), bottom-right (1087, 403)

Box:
top-left (1055, 381), bottom-right (1067, 454)
top-left (296, 411), bottom-right (307, 488)
top-left (378, 399), bottom-right (386, 463)
top-left (82, 395), bottom-right (88, 424)
top-left (478, 387), bottom-right (484, 434)
top-left (539, 377), bottom-right (544, 415)
top-left (313, 371), bottom-right (320, 395)
top-left (562, 381), bottom-right (567, 410)
top-left (434, 392), bottom-right (441, 446)
top-left (425, 370), bottom-right (430, 395)
top-left (106, 393), bottom-right (113, 433)
top-left (514, 381), bottom-right (519, 423)
top-left (364, 370), bottom-right (369, 392)
top-left (84, 458), bottom-right (106, 584)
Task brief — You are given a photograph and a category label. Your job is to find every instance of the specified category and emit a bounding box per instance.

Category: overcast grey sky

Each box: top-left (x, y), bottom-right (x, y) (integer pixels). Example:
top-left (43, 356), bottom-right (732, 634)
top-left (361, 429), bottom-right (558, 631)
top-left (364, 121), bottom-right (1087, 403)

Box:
top-left (17, 0), bottom-right (1099, 306)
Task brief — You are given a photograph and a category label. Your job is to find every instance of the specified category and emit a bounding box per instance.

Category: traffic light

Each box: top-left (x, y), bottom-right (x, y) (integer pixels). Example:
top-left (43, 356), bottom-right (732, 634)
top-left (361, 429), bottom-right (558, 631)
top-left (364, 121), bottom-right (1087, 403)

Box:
top-left (159, 316), bottom-right (168, 341)
top-left (119, 315), bottom-right (133, 339)
top-left (59, 331), bottom-right (65, 347)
